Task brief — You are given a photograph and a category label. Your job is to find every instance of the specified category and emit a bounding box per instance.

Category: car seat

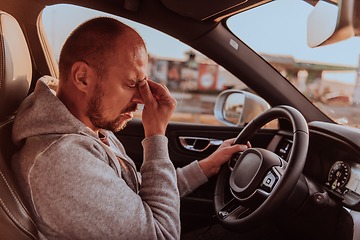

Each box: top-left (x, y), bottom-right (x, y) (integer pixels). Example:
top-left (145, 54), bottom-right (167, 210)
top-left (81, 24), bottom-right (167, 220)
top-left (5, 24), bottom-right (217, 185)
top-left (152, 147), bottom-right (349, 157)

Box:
top-left (0, 11), bottom-right (38, 239)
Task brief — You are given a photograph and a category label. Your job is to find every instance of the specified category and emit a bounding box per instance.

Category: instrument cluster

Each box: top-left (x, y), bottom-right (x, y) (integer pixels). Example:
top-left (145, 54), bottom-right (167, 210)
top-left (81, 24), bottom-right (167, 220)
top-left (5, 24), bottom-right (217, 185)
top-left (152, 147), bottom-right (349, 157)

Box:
top-left (325, 160), bottom-right (360, 207)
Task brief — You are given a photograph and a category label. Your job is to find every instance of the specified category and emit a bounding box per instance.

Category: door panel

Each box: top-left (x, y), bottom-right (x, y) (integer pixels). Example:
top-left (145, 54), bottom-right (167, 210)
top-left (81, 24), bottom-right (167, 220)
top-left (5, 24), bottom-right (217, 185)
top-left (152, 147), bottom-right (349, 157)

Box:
top-left (116, 119), bottom-right (277, 167)
top-left (115, 118), bottom-right (279, 233)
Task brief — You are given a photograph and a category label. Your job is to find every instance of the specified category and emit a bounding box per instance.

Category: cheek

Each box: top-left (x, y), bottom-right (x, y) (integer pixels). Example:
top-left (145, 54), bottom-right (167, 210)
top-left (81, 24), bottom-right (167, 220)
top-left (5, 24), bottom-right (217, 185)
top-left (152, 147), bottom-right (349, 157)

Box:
top-left (108, 90), bottom-right (136, 112)
top-left (101, 81), bottom-right (139, 109)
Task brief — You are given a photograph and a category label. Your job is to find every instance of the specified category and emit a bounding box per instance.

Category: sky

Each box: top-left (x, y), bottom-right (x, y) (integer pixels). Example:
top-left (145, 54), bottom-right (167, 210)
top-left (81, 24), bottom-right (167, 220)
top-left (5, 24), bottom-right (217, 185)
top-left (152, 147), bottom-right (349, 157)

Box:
top-left (42, 0), bottom-right (360, 70)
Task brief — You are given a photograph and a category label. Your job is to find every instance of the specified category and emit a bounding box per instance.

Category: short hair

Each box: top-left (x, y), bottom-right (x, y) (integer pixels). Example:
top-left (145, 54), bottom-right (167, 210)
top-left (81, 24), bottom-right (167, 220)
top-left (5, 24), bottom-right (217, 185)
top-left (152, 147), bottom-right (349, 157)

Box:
top-left (58, 17), bottom-right (143, 81)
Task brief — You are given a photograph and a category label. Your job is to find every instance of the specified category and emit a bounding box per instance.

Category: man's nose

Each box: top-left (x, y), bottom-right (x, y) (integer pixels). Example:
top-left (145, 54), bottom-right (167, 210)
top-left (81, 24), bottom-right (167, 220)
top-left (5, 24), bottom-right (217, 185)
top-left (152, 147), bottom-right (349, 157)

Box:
top-left (132, 88), bottom-right (144, 104)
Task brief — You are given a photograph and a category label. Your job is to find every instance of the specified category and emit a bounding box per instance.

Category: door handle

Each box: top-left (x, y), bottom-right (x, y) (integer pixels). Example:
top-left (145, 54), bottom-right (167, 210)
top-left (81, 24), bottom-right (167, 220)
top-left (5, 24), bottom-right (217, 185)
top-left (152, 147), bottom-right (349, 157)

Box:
top-left (179, 136), bottom-right (223, 152)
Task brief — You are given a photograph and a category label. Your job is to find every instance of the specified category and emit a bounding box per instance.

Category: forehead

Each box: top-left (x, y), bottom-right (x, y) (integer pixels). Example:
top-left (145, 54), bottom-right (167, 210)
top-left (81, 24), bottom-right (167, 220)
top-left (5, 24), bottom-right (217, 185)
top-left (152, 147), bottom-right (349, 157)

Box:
top-left (113, 31), bottom-right (147, 61)
top-left (105, 43), bottom-right (148, 80)
top-left (114, 44), bottom-right (147, 68)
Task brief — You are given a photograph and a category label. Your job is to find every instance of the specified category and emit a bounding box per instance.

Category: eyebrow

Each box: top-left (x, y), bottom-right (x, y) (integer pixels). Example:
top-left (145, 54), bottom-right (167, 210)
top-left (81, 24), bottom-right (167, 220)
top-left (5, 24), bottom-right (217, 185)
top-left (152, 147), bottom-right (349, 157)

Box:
top-left (128, 78), bottom-right (145, 85)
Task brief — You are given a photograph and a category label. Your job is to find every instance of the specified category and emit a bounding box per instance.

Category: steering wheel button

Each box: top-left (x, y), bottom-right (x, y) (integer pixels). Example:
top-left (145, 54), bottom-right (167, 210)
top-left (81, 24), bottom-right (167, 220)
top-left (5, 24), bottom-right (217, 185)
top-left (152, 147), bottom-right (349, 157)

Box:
top-left (218, 211), bottom-right (229, 219)
top-left (261, 171), bottom-right (277, 192)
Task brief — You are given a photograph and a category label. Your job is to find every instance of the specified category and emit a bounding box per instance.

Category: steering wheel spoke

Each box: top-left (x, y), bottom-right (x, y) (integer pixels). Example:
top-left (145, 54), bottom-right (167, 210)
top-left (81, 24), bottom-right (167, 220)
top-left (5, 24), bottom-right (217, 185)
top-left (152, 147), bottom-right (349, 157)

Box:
top-left (218, 197), bottom-right (250, 220)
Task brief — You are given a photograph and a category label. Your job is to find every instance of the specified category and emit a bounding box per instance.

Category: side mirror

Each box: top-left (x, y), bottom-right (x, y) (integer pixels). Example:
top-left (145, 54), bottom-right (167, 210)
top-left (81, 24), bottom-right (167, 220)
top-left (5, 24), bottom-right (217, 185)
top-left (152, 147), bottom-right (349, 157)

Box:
top-left (307, 0), bottom-right (360, 48)
top-left (214, 89), bottom-right (270, 127)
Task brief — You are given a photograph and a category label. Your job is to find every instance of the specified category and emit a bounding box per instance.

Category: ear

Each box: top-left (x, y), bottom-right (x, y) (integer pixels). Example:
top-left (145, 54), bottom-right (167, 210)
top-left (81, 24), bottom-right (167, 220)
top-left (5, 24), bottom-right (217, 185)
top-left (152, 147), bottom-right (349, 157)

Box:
top-left (70, 61), bottom-right (95, 93)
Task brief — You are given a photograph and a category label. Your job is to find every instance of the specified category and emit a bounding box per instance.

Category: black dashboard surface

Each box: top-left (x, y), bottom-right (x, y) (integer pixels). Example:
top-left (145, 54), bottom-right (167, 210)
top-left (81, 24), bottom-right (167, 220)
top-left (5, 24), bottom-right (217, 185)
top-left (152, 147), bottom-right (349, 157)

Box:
top-left (305, 121), bottom-right (360, 210)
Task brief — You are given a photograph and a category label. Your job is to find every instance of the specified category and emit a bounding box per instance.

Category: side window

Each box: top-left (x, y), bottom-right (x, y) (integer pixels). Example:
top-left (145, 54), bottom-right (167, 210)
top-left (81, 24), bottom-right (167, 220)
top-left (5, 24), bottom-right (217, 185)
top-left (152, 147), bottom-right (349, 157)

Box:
top-left (41, 4), bottom-right (257, 127)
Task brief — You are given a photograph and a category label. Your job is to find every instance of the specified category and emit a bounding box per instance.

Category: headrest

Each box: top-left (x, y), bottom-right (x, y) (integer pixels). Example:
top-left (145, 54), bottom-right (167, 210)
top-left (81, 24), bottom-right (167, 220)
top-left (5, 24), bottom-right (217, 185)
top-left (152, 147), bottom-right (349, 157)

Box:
top-left (0, 12), bottom-right (32, 120)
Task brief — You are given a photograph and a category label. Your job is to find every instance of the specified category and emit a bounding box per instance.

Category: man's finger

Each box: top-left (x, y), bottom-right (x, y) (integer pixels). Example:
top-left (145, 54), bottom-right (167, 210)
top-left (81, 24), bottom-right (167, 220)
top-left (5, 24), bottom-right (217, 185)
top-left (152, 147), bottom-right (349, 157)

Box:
top-left (138, 80), bottom-right (155, 104)
top-left (147, 80), bottom-right (170, 97)
top-left (230, 144), bottom-right (248, 152)
top-left (161, 84), bottom-right (170, 93)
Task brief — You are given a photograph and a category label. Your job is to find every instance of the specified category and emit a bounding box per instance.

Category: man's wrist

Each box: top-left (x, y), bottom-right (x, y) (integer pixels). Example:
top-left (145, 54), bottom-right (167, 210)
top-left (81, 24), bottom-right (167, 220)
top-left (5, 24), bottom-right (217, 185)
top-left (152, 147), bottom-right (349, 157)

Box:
top-left (198, 157), bottom-right (219, 178)
top-left (144, 129), bottom-right (166, 138)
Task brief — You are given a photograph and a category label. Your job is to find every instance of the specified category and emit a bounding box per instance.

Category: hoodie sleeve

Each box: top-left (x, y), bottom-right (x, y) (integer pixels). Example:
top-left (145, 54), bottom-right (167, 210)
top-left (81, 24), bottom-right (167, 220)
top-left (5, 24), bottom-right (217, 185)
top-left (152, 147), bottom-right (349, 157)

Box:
top-left (106, 131), bottom-right (207, 198)
top-left (27, 134), bottom-right (180, 240)
top-left (176, 160), bottom-right (208, 198)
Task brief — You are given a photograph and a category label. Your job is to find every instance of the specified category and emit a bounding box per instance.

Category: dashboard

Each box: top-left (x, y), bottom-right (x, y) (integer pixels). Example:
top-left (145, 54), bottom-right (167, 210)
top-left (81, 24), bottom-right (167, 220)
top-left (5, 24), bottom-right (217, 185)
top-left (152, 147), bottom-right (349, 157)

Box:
top-left (301, 121), bottom-right (360, 210)
top-left (268, 121), bottom-right (360, 210)
top-left (256, 120), bottom-right (360, 239)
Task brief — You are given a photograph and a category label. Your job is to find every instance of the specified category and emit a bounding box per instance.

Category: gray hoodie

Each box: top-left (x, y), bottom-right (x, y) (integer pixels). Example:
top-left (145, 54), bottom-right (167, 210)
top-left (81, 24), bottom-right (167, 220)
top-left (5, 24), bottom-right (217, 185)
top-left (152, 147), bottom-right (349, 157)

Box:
top-left (12, 76), bottom-right (208, 240)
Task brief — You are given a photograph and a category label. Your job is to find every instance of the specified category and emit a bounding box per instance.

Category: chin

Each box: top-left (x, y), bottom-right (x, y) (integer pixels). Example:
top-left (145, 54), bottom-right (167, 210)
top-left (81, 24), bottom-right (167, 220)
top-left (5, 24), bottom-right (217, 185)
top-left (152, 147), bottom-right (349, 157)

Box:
top-left (111, 118), bottom-right (132, 132)
top-left (91, 116), bottom-right (132, 133)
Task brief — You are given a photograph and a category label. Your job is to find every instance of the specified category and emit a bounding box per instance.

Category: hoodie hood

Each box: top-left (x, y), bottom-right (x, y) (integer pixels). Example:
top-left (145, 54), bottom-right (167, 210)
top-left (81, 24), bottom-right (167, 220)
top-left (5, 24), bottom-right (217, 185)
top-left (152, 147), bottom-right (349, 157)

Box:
top-left (12, 76), bottom-right (97, 146)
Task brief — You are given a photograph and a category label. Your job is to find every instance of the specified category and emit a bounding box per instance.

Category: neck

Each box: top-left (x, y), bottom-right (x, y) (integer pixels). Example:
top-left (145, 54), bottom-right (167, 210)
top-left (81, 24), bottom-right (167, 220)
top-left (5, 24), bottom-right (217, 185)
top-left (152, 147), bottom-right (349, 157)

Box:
top-left (56, 88), bottom-right (100, 135)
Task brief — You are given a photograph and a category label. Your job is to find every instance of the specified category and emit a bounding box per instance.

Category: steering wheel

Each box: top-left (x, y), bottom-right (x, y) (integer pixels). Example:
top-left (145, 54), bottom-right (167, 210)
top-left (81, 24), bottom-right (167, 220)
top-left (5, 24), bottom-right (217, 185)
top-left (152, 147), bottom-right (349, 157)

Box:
top-left (214, 105), bottom-right (309, 232)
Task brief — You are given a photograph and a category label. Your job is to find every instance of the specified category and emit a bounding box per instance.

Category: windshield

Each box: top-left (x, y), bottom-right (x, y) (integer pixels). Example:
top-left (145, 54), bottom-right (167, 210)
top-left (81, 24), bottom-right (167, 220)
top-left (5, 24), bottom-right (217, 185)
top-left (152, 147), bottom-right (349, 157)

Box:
top-left (227, 0), bottom-right (360, 129)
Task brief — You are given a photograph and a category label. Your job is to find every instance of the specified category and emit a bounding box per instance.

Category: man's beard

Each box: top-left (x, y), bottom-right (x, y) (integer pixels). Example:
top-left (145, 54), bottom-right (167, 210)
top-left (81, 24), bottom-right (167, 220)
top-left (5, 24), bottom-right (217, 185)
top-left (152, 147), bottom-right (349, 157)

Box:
top-left (86, 84), bottom-right (137, 132)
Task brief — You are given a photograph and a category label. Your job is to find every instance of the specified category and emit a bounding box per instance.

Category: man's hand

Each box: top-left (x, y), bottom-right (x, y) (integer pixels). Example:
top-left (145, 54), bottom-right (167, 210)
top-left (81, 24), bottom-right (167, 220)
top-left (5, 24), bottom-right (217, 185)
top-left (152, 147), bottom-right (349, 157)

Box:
top-left (138, 80), bottom-right (176, 137)
top-left (198, 139), bottom-right (251, 178)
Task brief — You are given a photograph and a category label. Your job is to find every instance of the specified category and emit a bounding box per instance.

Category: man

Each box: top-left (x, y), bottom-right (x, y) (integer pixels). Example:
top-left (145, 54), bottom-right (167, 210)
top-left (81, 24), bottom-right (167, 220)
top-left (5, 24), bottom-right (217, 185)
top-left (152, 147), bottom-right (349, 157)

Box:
top-left (12, 17), bottom-right (248, 239)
